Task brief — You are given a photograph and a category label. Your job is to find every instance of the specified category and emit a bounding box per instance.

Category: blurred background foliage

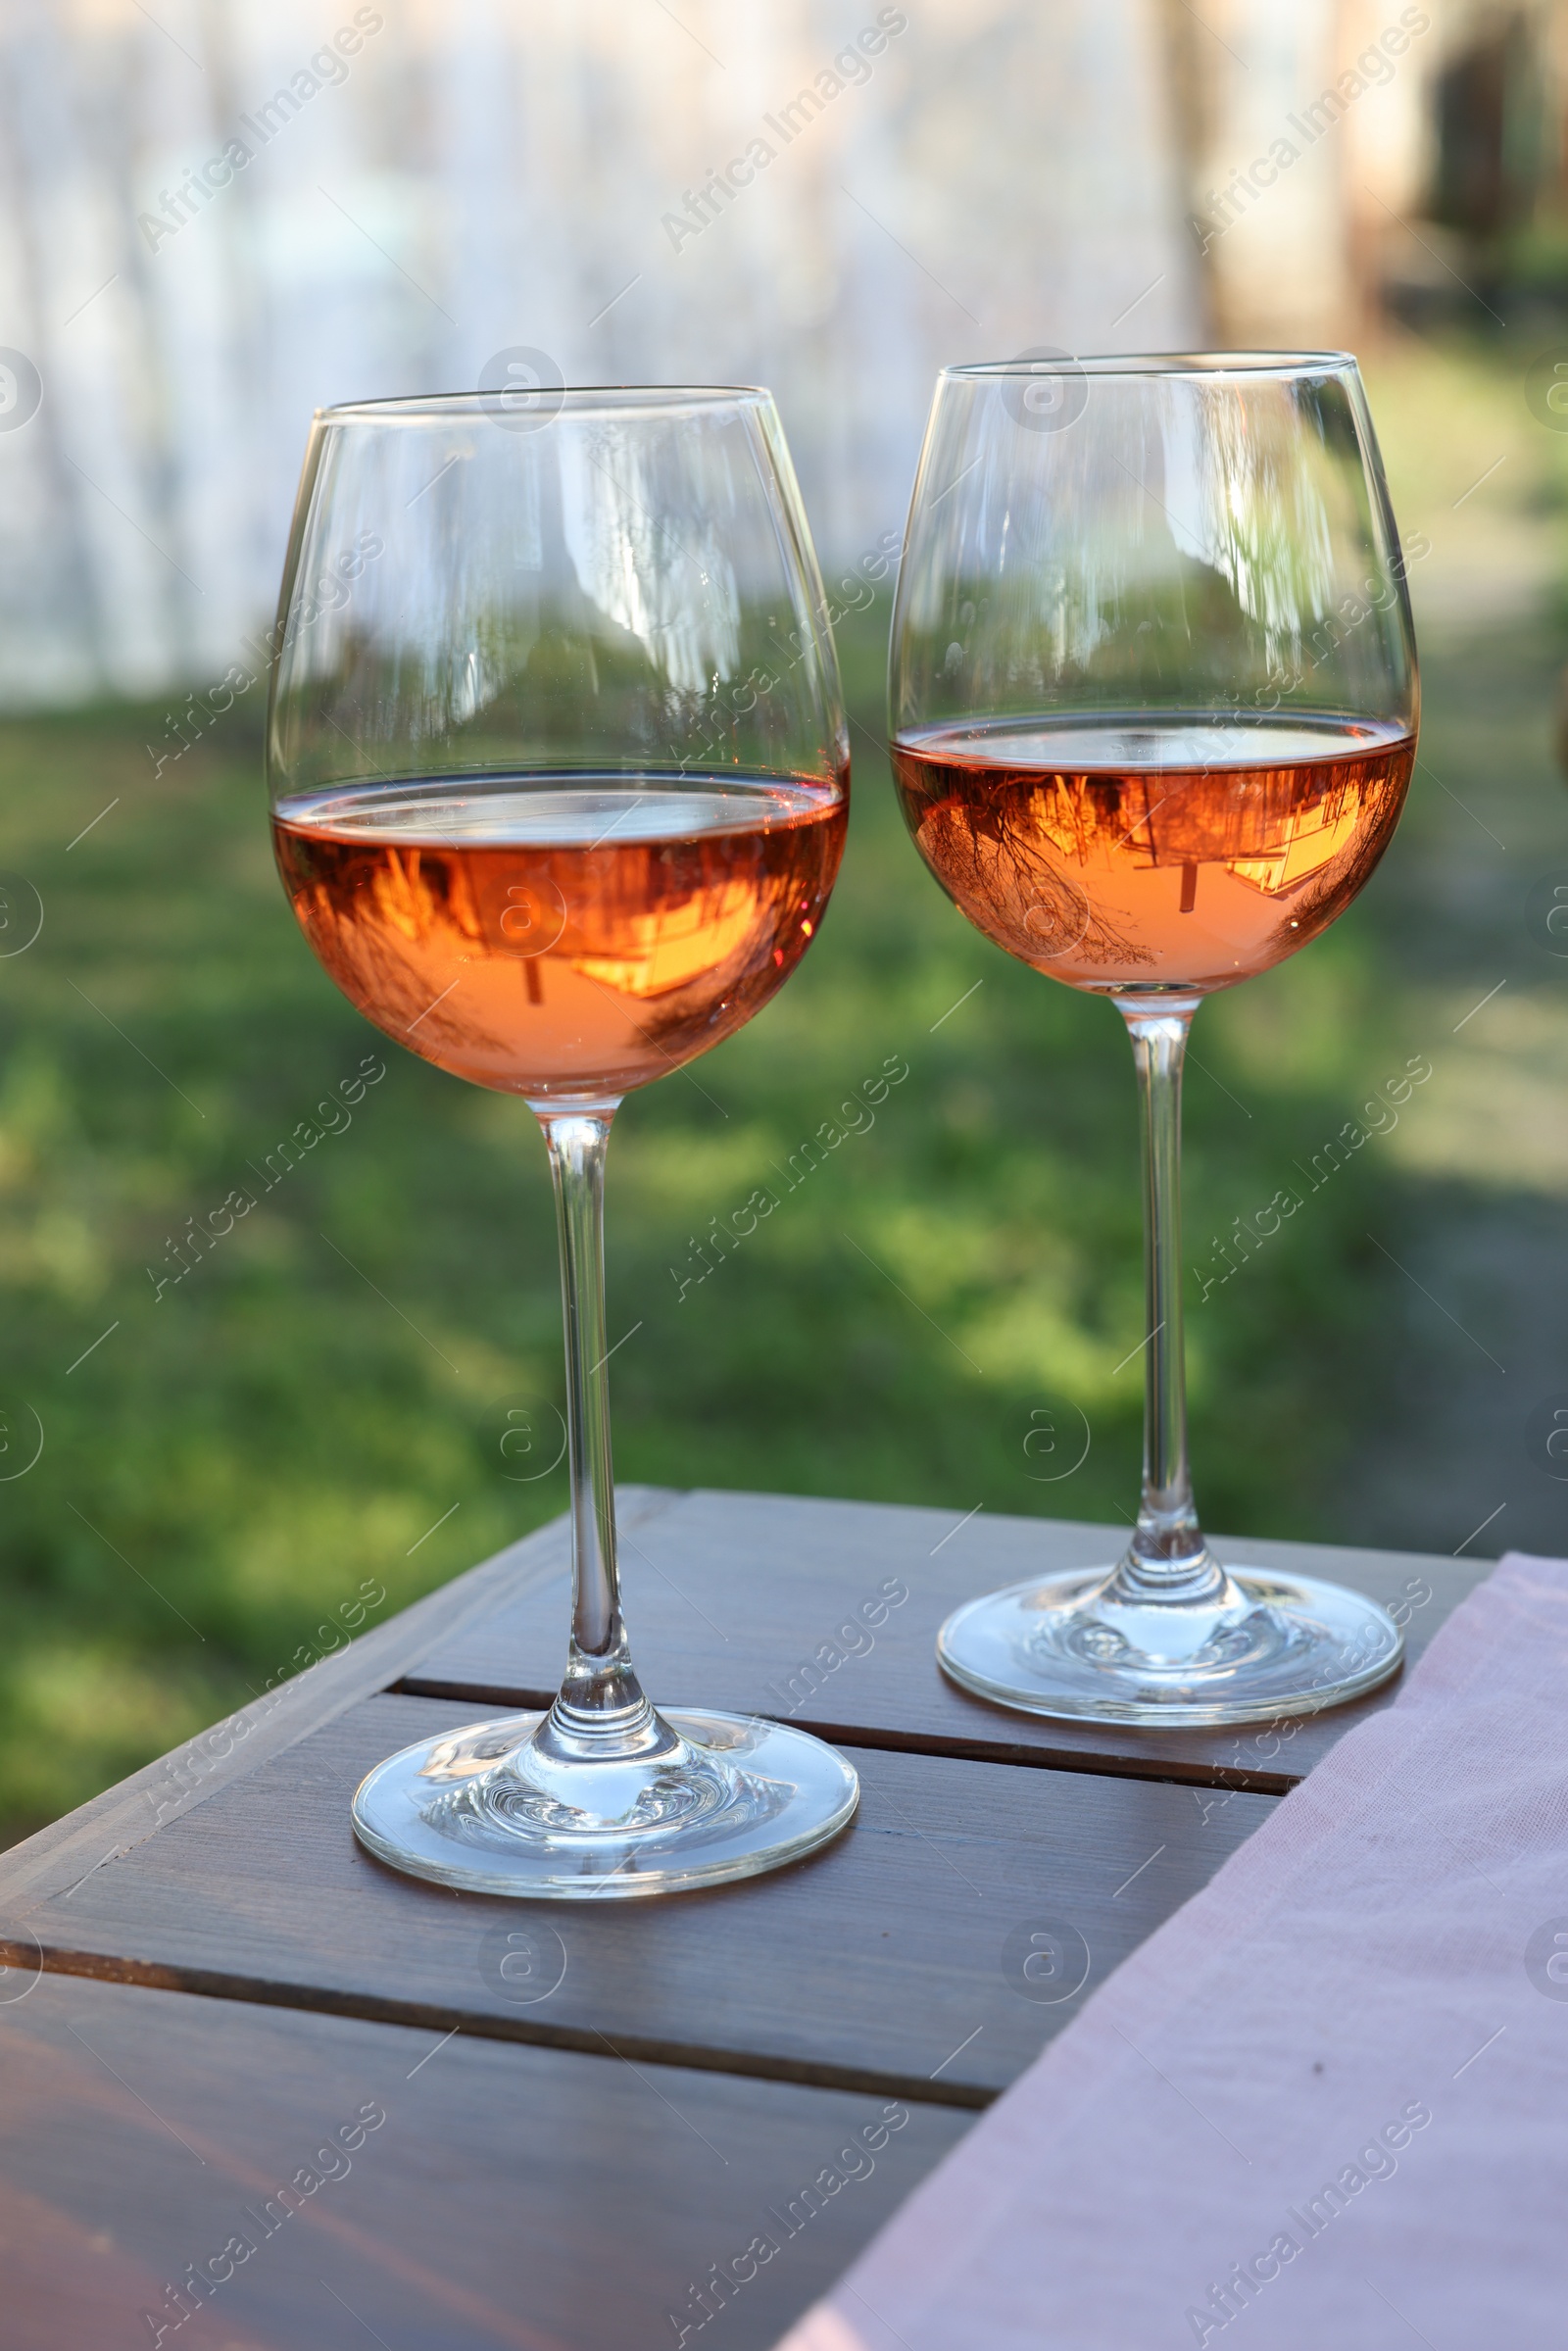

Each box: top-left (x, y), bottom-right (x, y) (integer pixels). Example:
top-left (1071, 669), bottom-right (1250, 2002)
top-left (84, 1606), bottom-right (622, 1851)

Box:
top-left (2, 335), bottom-right (1567, 1841)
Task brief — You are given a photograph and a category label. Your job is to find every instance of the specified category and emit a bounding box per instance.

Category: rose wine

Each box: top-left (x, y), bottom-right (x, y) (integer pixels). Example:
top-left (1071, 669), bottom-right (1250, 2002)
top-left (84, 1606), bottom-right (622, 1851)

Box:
top-left (892, 715), bottom-right (1414, 993)
top-left (272, 771), bottom-right (847, 1098)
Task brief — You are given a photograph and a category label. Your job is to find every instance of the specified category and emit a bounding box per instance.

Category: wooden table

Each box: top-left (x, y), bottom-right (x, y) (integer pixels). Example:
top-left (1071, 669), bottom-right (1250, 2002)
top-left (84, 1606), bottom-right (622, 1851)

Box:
top-left (0, 1488), bottom-right (1482, 2349)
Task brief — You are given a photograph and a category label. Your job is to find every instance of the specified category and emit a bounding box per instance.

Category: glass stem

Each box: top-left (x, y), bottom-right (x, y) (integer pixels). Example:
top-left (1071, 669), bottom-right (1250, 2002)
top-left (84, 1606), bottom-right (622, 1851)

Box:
top-left (536, 1107), bottom-right (657, 1748)
top-left (1114, 995), bottom-right (1223, 1601)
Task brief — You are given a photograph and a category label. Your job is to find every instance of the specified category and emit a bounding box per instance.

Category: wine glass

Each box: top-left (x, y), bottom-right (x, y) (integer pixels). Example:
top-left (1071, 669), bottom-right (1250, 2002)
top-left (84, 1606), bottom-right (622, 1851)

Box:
top-left (268, 385), bottom-right (858, 1892)
top-left (889, 353), bottom-right (1418, 1726)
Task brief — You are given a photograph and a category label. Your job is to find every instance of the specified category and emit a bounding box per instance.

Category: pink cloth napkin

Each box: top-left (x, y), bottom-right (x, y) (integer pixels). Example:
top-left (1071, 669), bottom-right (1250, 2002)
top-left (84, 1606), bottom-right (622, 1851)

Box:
top-left (774, 1551), bottom-right (1568, 2351)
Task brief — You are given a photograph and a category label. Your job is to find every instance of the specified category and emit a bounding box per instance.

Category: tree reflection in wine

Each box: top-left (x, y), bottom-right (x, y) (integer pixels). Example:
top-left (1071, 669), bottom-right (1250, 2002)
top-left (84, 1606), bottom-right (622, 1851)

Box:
top-left (892, 714), bottom-right (1413, 990)
top-left (272, 774), bottom-right (846, 1099)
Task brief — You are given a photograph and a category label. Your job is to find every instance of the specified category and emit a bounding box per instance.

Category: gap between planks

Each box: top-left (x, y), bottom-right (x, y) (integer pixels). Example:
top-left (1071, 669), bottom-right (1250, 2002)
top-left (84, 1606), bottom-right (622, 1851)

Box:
top-left (0, 1938), bottom-right (994, 2113)
top-left (390, 1677), bottom-right (1314, 1798)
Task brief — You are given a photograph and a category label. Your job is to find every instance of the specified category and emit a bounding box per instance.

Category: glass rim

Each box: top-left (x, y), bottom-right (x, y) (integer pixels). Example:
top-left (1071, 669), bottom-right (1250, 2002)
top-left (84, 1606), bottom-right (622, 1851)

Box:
top-left (314, 383), bottom-right (774, 424)
top-left (942, 350), bottom-right (1358, 381)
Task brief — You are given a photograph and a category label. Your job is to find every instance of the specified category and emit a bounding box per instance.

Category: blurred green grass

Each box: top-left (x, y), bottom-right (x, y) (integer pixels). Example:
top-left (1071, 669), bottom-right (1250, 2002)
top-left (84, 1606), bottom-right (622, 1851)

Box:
top-left (0, 616), bottom-right (1424, 1839)
top-left (1, 337), bottom-right (1565, 1841)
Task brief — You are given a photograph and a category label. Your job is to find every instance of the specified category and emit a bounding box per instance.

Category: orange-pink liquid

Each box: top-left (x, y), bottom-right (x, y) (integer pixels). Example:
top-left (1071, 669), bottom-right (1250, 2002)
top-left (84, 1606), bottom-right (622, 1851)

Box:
top-left (892, 715), bottom-right (1413, 993)
top-left (273, 772), bottom-right (847, 1099)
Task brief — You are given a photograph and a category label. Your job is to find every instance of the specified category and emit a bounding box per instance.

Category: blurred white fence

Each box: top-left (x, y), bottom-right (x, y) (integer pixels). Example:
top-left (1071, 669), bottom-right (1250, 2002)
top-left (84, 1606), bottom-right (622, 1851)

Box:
top-left (0, 0), bottom-right (1195, 707)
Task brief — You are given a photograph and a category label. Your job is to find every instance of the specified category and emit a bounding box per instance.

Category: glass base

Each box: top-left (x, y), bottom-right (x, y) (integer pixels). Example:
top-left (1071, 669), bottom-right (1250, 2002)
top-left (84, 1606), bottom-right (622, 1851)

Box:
top-left (351, 1705), bottom-right (859, 1898)
top-left (936, 1561), bottom-right (1403, 1727)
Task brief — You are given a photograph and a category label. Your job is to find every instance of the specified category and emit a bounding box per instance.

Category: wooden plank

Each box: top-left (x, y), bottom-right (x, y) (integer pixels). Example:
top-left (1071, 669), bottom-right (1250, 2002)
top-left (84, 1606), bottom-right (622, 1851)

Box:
top-left (0, 1971), bottom-right (967, 2350)
top-left (0, 1488), bottom-right (680, 1908)
top-left (0, 1693), bottom-right (1273, 2107)
top-left (402, 1488), bottom-right (1481, 1792)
